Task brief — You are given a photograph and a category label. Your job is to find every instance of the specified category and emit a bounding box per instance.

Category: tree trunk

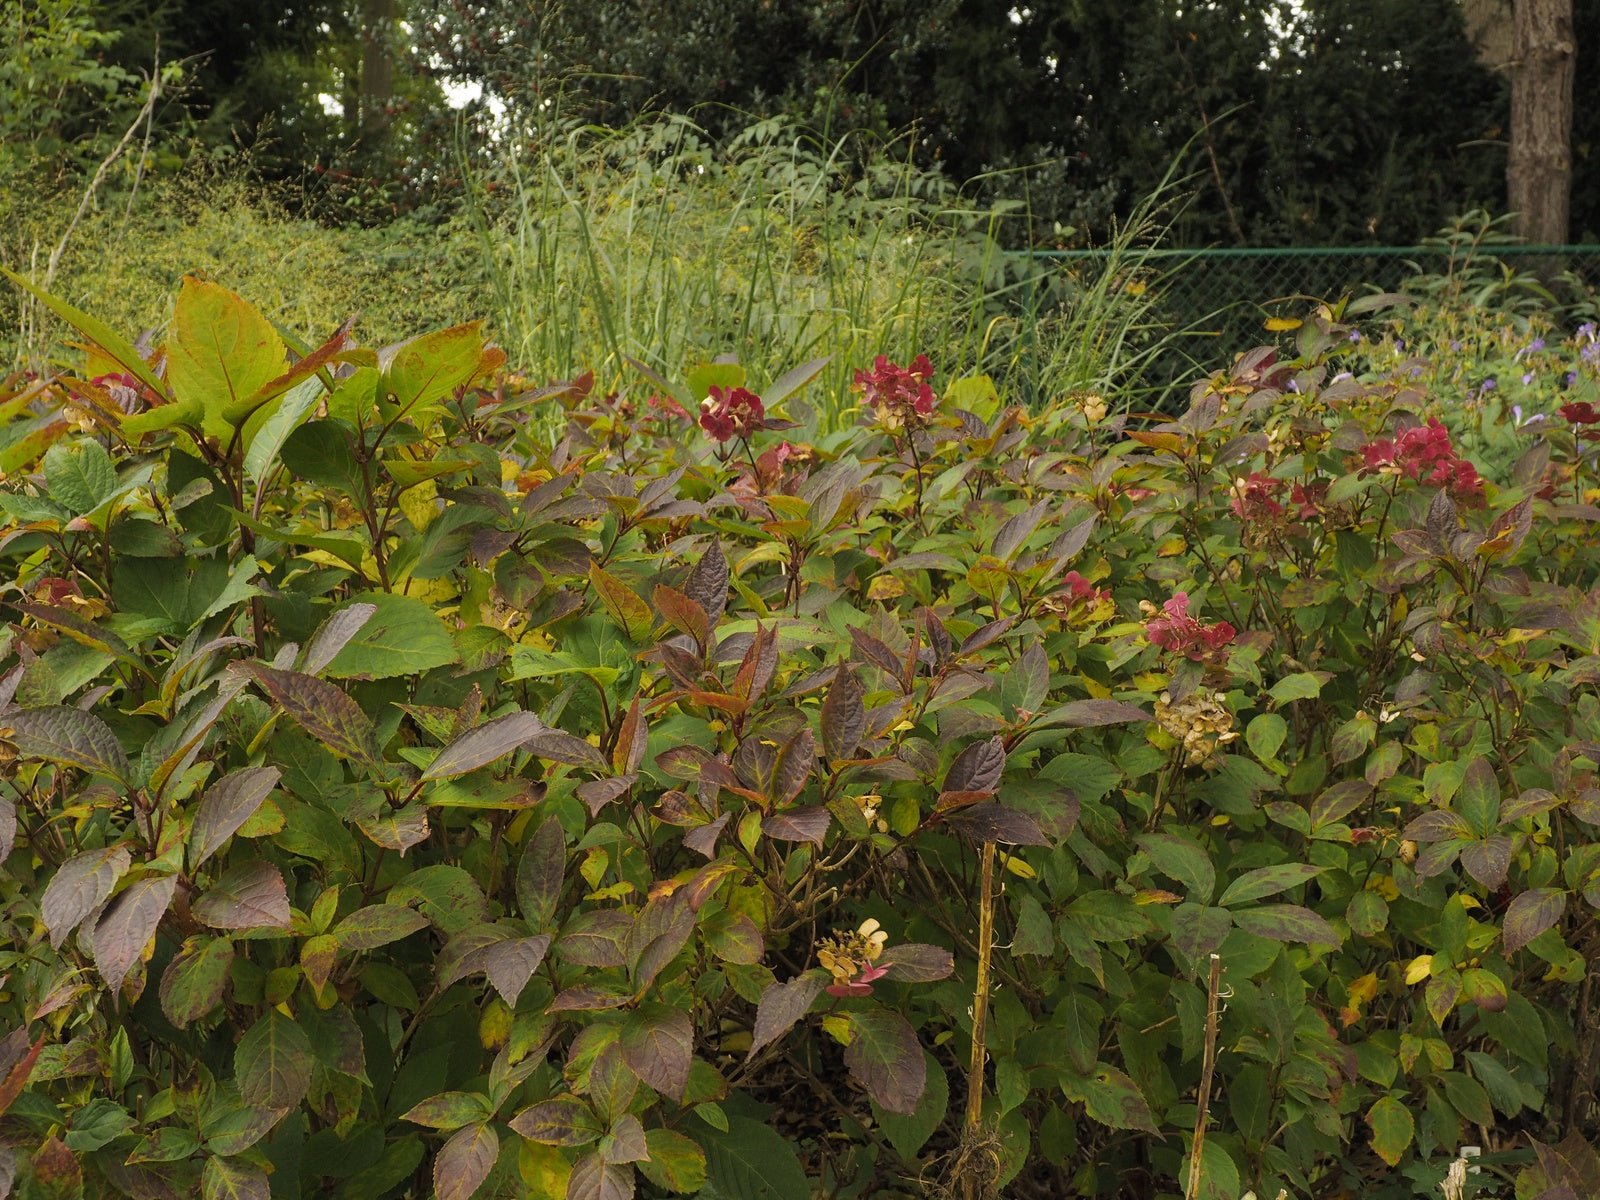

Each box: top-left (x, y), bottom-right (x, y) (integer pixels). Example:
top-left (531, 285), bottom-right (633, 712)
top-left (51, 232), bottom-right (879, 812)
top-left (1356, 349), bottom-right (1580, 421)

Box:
top-left (1507, 0), bottom-right (1575, 244)
top-left (360, 0), bottom-right (396, 144)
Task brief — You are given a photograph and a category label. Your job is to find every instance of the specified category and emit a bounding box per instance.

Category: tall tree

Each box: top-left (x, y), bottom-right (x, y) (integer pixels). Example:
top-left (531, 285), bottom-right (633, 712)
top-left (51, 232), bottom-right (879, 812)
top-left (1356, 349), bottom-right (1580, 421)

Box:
top-left (1507, 0), bottom-right (1575, 242)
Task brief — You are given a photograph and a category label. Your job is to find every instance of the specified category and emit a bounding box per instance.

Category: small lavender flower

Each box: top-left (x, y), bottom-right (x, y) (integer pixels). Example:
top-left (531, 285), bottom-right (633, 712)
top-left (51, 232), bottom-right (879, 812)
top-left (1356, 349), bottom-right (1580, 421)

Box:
top-left (1566, 371), bottom-right (1580, 388)
top-left (1478, 376), bottom-right (1498, 395)
top-left (1512, 404), bottom-right (1523, 424)
top-left (1347, 330), bottom-right (1362, 343)
top-left (1522, 371), bottom-right (1536, 385)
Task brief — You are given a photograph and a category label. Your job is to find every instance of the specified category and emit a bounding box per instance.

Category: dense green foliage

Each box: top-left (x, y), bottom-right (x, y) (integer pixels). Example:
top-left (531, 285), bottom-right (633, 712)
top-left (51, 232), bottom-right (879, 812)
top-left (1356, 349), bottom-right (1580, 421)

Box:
top-left (3, 269), bottom-right (1600, 1199)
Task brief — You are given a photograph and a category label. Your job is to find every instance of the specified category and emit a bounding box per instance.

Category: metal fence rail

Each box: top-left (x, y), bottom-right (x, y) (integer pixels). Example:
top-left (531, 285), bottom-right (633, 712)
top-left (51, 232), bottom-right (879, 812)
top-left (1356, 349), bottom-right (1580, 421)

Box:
top-left (1012, 243), bottom-right (1600, 396)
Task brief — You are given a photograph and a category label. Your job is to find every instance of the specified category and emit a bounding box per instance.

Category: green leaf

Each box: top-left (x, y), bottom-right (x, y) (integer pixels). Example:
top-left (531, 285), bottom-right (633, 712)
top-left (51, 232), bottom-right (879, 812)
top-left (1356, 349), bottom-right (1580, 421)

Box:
top-left (1456, 755), bottom-right (1501, 838)
top-left (1217, 864), bottom-right (1324, 908)
top-left (244, 377), bottom-right (326, 496)
top-left (843, 1008), bottom-right (925, 1114)
top-left (235, 1009), bottom-right (314, 1110)
top-left (872, 1051), bottom-right (949, 1159)
top-left (1071, 1064), bottom-right (1158, 1133)
top-left (639, 1128), bottom-right (707, 1194)
top-left (1245, 712), bottom-right (1287, 762)
top-left (42, 439), bottom-right (118, 516)
top-left (382, 322), bottom-right (499, 421)
top-left (1179, 1138), bottom-right (1241, 1200)
top-left (165, 277), bottom-right (288, 431)
top-left (1268, 672), bottom-right (1328, 703)
top-left (1365, 1094), bottom-right (1415, 1167)
top-left (387, 864), bottom-right (490, 934)
top-left (699, 1114), bottom-right (809, 1200)
top-left (588, 563), bottom-right (654, 642)
top-left (332, 905), bottom-right (431, 951)
top-left (202, 1155), bottom-right (270, 1200)
top-left (1136, 833), bottom-right (1215, 903)
top-left (159, 936), bottom-right (235, 1028)
top-left (401, 1091), bottom-right (493, 1131)
top-left (0, 265), bottom-right (169, 401)
top-left (321, 592), bottom-right (458, 680)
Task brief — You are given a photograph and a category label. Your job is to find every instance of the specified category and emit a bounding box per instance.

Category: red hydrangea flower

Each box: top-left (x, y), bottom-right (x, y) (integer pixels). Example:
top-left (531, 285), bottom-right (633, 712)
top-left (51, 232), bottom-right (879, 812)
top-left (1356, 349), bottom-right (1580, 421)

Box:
top-left (1359, 418), bottom-right (1483, 503)
top-left (1291, 480), bottom-right (1328, 519)
top-left (1144, 592), bottom-right (1236, 662)
top-left (854, 355), bottom-right (936, 429)
top-left (1229, 472), bottom-right (1287, 521)
top-left (1560, 401), bottom-right (1600, 425)
top-left (699, 385), bottom-right (765, 442)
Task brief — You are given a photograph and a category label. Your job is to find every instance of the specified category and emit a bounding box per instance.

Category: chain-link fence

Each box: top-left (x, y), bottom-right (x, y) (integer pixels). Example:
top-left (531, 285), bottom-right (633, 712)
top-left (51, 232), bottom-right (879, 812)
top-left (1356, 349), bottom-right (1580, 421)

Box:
top-left (1016, 243), bottom-right (1600, 399)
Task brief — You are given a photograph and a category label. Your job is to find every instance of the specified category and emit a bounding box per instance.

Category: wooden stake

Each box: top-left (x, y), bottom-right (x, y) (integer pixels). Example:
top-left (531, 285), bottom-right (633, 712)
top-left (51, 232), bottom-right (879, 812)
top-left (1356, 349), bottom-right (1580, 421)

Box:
top-left (962, 840), bottom-right (997, 1200)
top-left (1186, 953), bottom-right (1224, 1200)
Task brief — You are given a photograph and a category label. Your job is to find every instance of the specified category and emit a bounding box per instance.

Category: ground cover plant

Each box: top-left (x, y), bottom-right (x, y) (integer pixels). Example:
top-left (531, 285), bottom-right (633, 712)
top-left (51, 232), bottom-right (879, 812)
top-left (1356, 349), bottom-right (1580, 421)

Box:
top-left (1, 272), bottom-right (1599, 1200)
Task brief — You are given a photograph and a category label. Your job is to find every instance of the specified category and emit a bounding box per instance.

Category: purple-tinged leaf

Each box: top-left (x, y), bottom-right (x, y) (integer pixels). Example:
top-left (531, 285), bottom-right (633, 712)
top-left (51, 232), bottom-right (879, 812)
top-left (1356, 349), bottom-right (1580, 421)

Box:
top-left (944, 737), bottom-right (1005, 796)
top-left (821, 668), bottom-right (866, 762)
top-left (41, 844), bottom-right (131, 948)
top-left (189, 767), bottom-right (281, 870)
top-left (880, 944), bottom-right (954, 982)
top-left (849, 627), bottom-right (905, 681)
top-left (769, 728), bottom-right (814, 805)
top-left (946, 803), bottom-right (1049, 846)
top-left (1401, 809), bottom-right (1473, 842)
top-left (557, 910), bottom-right (631, 968)
top-left (602, 1114), bottom-right (649, 1165)
top-left (9, 705), bottom-right (131, 781)
top-left (509, 1096), bottom-right (602, 1147)
top-left (242, 664), bottom-right (381, 768)
top-left (300, 602), bottom-right (377, 675)
top-left (0, 1028), bottom-right (44, 1119)
top-left (682, 813), bottom-right (730, 859)
top-left (844, 1009), bottom-right (926, 1114)
top-left (523, 727), bottom-right (608, 770)
top-left (355, 802), bottom-right (429, 853)
top-left (567, 1152), bottom-right (636, 1200)
top-left (684, 540), bottom-right (729, 623)
top-left (550, 984), bottom-right (634, 1012)
top-left (1503, 888), bottom-right (1567, 953)
top-left (483, 935), bottom-right (551, 1008)
top-left (192, 861), bottom-right (291, 931)
top-left (653, 584), bottom-right (711, 649)
top-left (749, 973), bottom-right (825, 1057)
top-left (621, 1005), bottom-right (693, 1102)
top-left (516, 815), bottom-right (565, 929)
top-left (1230, 904), bottom-right (1339, 947)
top-left (762, 806), bottom-right (831, 846)
top-left (92, 875), bottom-right (178, 992)
top-left (0, 796), bottom-right (14, 865)
top-left (1309, 779), bottom-right (1373, 828)
top-left (1461, 836), bottom-right (1513, 889)
top-left (422, 711), bottom-right (544, 781)
top-left (1039, 699), bottom-right (1149, 728)
top-left (433, 1121), bottom-right (498, 1200)
top-left (576, 775), bottom-right (636, 816)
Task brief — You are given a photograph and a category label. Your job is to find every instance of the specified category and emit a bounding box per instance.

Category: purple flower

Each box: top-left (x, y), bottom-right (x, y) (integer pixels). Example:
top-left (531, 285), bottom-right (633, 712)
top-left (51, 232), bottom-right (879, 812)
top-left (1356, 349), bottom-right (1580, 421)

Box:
top-left (1348, 330), bottom-right (1362, 343)
top-left (1522, 371), bottom-right (1536, 385)
top-left (1478, 377), bottom-right (1498, 395)
top-left (1566, 371), bottom-right (1580, 388)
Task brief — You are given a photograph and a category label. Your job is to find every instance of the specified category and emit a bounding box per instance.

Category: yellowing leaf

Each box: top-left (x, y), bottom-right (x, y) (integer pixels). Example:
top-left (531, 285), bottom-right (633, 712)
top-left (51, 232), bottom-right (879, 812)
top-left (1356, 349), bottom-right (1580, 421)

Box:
top-left (1264, 316), bottom-right (1303, 332)
top-left (1000, 853), bottom-right (1036, 879)
top-left (822, 1015), bottom-right (852, 1045)
top-left (1404, 954), bottom-right (1433, 985)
